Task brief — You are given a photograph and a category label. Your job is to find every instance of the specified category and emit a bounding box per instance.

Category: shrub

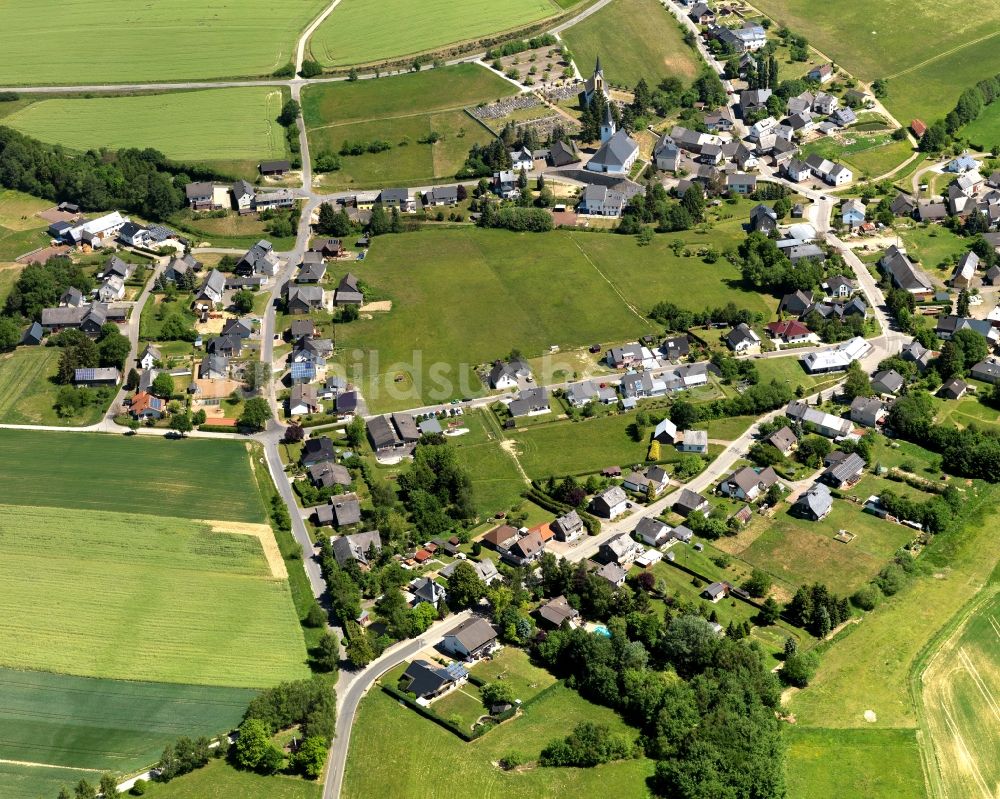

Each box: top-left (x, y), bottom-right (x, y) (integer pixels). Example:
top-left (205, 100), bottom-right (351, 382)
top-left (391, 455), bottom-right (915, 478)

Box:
top-left (129, 780), bottom-right (147, 796)
top-left (780, 651), bottom-right (819, 687)
top-left (851, 584), bottom-right (880, 610)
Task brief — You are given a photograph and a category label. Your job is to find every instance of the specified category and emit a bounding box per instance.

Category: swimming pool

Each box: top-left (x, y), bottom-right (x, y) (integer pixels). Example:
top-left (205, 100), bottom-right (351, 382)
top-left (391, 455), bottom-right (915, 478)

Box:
top-left (593, 624), bottom-right (611, 638)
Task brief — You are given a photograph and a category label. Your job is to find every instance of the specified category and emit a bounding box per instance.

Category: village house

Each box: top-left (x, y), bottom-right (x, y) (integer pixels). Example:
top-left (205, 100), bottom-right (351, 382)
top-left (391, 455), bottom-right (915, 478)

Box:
top-left (879, 245), bottom-right (933, 300)
top-left (801, 336), bottom-right (872, 374)
top-left (719, 466), bottom-right (780, 502)
top-left (128, 391), bottom-right (165, 420)
top-left (767, 426), bottom-right (798, 455)
top-left (440, 617), bottom-right (498, 661)
top-left (314, 494), bottom-right (362, 528)
top-left (488, 357), bottom-right (531, 390)
top-left (939, 378), bottom-right (969, 400)
top-left (73, 367), bottom-right (120, 386)
top-left (590, 485), bottom-right (628, 519)
top-left (785, 400), bottom-right (853, 438)
top-left (334, 273), bottom-right (364, 306)
top-left (607, 343), bottom-right (644, 369)
top-left (795, 482), bottom-right (833, 521)
top-left (702, 581), bottom-right (730, 603)
top-left (765, 319), bottom-right (812, 344)
top-left (509, 387), bottom-right (550, 418)
top-left (821, 452), bottom-right (866, 488)
top-left (680, 429), bottom-right (708, 453)
top-left (565, 379), bottom-right (617, 406)
top-left (259, 159), bottom-right (291, 177)
top-left (596, 562), bottom-right (627, 588)
top-left (635, 517), bottom-right (672, 547)
top-left (552, 509), bottom-right (585, 542)
top-left (970, 359), bottom-right (1000, 384)
top-left (850, 396), bottom-right (888, 427)
top-left (950, 251), bottom-right (979, 289)
top-left (622, 465), bottom-right (669, 497)
top-left (400, 660), bottom-right (468, 701)
top-left (726, 323), bottom-right (761, 353)
top-left (308, 461), bottom-right (352, 489)
top-left (536, 596), bottom-right (580, 629)
top-left (366, 413), bottom-right (420, 452)
top-left (842, 199), bottom-right (866, 228)
top-left (331, 530), bottom-right (382, 568)
top-left (674, 488), bottom-right (709, 517)
top-left (871, 369), bottom-right (905, 396)
top-left (503, 529), bottom-right (546, 567)
top-left (287, 284), bottom-right (325, 314)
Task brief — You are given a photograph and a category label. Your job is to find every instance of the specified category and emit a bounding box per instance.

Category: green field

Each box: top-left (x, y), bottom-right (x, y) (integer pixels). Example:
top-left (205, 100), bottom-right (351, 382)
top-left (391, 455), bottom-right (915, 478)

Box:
top-left (0, 0), bottom-right (328, 85)
top-left (917, 588), bottom-right (1000, 799)
top-left (784, 727), bottom-right (926, 799)
top-left (333, 227), bottom-right (770, 413)
top-left (303, 65), bottom-right (515, 189)
top-left (3, 89), bottom-right (288, 173)
top-left (0, 264), bottom-right (24, 308)
top-left (343, 683), bottom-right (653, 798)
top-left (0, 503), bottom-right (308, 686)
top-left (897, 225), bottom-right (968, 277)
top-left (963, 100), bottom-right (1000, 150)
top-left (562, 0), bottom-right (702, 88)
top-left (0, 348), bottom-right (111, 427)
top-left (309, 0), bottom-right (560, 67)
top-left (448, 411), bottom-right (528, 516)
top-left (0, 429), bottom-right (266, 521)
top-left (0, 762), bottom-right (103, 799)
top-left (0, 189), bottom-right (52, 261)
top-left (116, 759), bottom-right (321, 799)
top-left (0, 668), bottom-right (253, 771)
top-left (737, 500), bottom-right (916, 597)
top-left (749, 0), bottom-right (1000, 122)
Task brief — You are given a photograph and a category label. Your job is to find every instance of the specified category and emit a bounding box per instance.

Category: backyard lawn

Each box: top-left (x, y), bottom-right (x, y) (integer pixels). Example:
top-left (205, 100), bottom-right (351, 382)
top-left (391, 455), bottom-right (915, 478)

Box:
top-left (343, 683), bottom-right (653, 798)
top-left (308, 0), bottom-right (560, 67)
top-left (562, 0), bottom-right (702, 87)
top-left (471, 647), bottom-right (558, 703)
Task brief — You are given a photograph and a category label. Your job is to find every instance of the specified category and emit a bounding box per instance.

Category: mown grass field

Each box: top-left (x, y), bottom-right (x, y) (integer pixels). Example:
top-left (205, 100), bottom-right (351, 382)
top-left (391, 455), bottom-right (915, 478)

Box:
top-left (0, 762), bottom-right (103, 799)
top-left (0, 503), bottom-right (308, 686)
top-left (309, 0), bottom-right (560, 67)
top-left (917, 587), bottom-right (1000, 799)
top-left (118, 759), bottom-right (321, 799)
top-left (447, 411), bottom-right (528, 516)
top-left (0, 264), bottom-right (24, 307)
top-left (749, 0), bottom-right (1000, 122)
top-left (562, 0), bottom-right (702, 87)
top-left (303, 65), bottom-right (515, 189)
top-left (3, 89), bottom-right (288, 170)
top-left (0, 668), bottom-right (254, 771)
top-left (784, 727), bottom-right (926, 799)
top-left (343, 683), bottom-right (653, 798)
top-left (0, 189), bottom-right (52, 261)
top-left (334, 227), bottom-right (770, 413)
top-left (737, 500), bottom-right (916, 597)
top-left (0, 429), bottom-right (266, 521)
top-left (962, 100), bottom-right (1000, 150)
top-left (0, 348), bottom-right (110, 426)
top-left (898, 225), bottom-right (968, 277)
top-left (0, 0), bottom-right (328, 85)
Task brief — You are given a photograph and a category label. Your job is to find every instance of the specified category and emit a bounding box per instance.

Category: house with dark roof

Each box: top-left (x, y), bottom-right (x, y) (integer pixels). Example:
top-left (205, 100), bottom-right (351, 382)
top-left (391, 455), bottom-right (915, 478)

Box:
top-left (939, 378), bottom-right (969, 400)
top-left (301, 436), bottom-right (336, 466)
top-left (726, 323), bottom-right (761, 353)
top-left (74, 367), bottom-right (120, 386)
top-left (902, 340), bottom-right (934, 372)
top-left (599, 532), bottom-right (642, 566)
top-left (331, 530), bottom-right (381, 567)
top-left (185, 181), bottom-right (218, 210)
top-left (586, 129), bottom-right (639, 175)
top-left (674, 488), bottom-right (708, 517)
top-left (297, 257), bottom-right (327, 284)
top-left (401, 659), bottom-right (468, 700)
top-left (503, 529), bottom-right (545, 566)
top-left (537, 596), bottom-right (580, 629)
top-left (596, 562), bottom-right (627, 588)
top-left (334, 273), bottom-right (364, 305)
top-left (259, 159), bottom-right (291, 176)
top-left (549, 139), bottom-right (581, 167)
top-left (635, 517), bottom-right (671, 547)
top-left (702, 581), bottom-right (729, 602)
top-left (767, 426), bottom-right (798, 455)
top-left (719, 466), bottom-right (780, 502)
top-left (821, 452), bottom-right (866, 488)
top-left (795, 482), bottom-right (833, 521)
top-left (287, 284), bottom-right (325, 314)
top-left (308, 460), bottom-right (352, 489)
top-left (850, 396), bottom-right (887, 427)
top-left (235, 240), bottom-right (279, 277)
top-left (872, 369), bottom-right (905, 395)
top-left (779, 289), bottom-right (813, 317)
top-left (749, 203), bottom-right (778, 234)
top-left (440, 618), bottom-right (498, 661)
top-left (509, 387), bottom-right (549, 418)
top-left (970, 359), bottom-right (1000, 384)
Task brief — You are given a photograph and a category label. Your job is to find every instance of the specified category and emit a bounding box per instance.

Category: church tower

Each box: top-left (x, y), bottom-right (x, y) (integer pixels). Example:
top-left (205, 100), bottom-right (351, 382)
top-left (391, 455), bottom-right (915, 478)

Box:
top-left (600, 101), bottom-right (616, 143)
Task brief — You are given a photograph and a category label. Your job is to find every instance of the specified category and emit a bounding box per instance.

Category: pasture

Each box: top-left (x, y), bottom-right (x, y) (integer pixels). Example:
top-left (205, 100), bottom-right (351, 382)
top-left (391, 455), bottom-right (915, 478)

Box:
top-left (917, 588), bottom-right (1000, 799)
top-left (0, 762), bottom-right (102, 799)
top-left (333, 227), bottom-right (770, 413)
top-left (799, 134), bottom-right (913, 180)
top-left (0, 504), bottom-right (309, 686)
top-left (343, 684), bottom-right (653, 798)
top-left (0, 0), bottom-right (328, 85)
top-left (0, 668), bottom-right (253, 771)
top-left (784, 727), bottom-right (925, 799)
top-left (0, 348), bottom-right (110, 426)
top-left (447, 412), bottom-right (528, 516)
top-left (562, 0), bottom-right (702, 88)
top-left (748, 0), bottom-right (1000, 122)
top-left (0, 429), bottom-right (266, 521)
top-left (963, 101), bottom-right (1000, 151)
top-left (737, 500), bottom-right (916, 597)
top-left (788, 480), bottom-right (1000, 729)
top-left (308, 0), bottom-right (560, 67)
top-left (302, 65), bottom-right (515, 189)
top-left (3, 89), bottom-right (288, 174)
top-left (117, 759), bottom-right (321, 799)
top-left (0, 264), bottom-right (24, 307)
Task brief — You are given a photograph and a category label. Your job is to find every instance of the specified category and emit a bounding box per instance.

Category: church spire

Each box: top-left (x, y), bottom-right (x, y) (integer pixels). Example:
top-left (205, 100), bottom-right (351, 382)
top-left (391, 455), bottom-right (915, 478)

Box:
top-left (594, 54), bottom-right (602, 76)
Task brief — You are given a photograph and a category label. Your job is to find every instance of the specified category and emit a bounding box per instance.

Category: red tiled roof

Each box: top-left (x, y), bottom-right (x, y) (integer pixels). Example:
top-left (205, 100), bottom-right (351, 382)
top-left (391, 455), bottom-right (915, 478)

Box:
top-left (766, 320), bottom-right (810, 338)
top-left (414, 549), bottom-right (431, 562)
top-left (911, 119), bottom-right (927, 137)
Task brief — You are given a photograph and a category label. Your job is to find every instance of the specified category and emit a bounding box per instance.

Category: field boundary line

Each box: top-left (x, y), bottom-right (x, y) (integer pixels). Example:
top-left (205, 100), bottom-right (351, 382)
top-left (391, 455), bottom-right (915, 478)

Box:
top-left (884, 30), bottom-right (1000, 81)
top-left (568, 236), bottom-right (655, 329)
top-left (0, 758), bottom-right (102, 773)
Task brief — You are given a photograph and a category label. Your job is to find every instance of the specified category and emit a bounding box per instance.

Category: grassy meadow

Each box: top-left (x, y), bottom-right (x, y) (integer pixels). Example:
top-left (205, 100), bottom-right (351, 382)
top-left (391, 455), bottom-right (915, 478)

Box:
top-left (113, 759), bottom-right (321, 799)
top-left (343, 684), bottom-right (653, 798)
top-left (0, 348), bottom-right (111, 426)
top-left (562, 0), bottom-right (702, 87)
top-left (303, 65), bottom-right (515, 189)
top-left (0, 430), bottom-right (266, 521)
top-left (799, 134), bottom-right (913, 180)
top-left (447, 411), bottom-right (528, 516)
top-left (0, 0), bottom-right (328, 85)
top-left (333, 227), bottom-right (770, 413)
top-left (0, 504), bottom-right (309, 686)
top-left (0, 667), bottom-right (254, 771)
top-left (962, 100), bottom-right (1000, 151)
top-left (309, 0), bottom-right (560, 67)
top-left (3, 89), bottom-right (288, 177)
top-left (0, 762), bottom-right (105, 799)
top-left (0, 189), bottom-right (53, 261)
top-left (749, 0), bottom-right (1000, 122)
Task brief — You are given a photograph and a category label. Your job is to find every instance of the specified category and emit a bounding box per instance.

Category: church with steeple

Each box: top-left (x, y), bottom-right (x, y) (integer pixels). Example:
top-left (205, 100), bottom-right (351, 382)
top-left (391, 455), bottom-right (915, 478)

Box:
top-left (581, 55), bottom-right (607, 106)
